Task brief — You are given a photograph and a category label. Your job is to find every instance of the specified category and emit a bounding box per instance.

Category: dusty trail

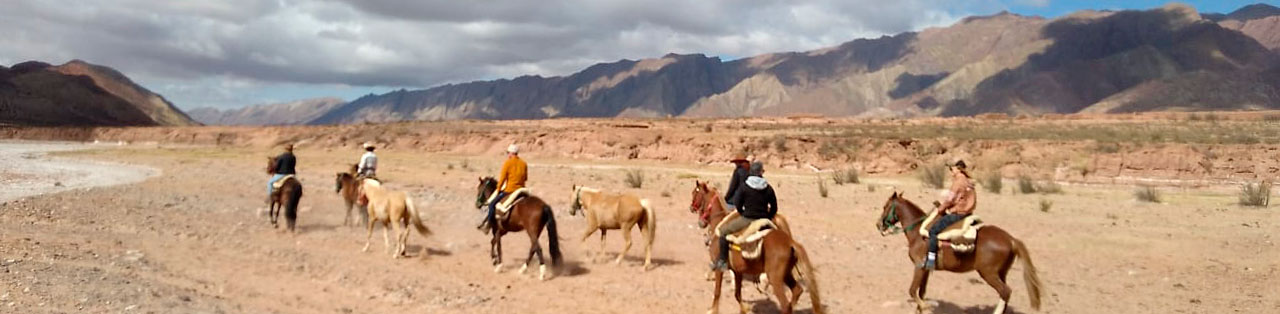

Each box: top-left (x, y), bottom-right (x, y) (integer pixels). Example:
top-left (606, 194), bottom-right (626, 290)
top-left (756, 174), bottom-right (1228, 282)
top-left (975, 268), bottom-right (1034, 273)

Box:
top-left (0, 143), bottom-right (1276, 314)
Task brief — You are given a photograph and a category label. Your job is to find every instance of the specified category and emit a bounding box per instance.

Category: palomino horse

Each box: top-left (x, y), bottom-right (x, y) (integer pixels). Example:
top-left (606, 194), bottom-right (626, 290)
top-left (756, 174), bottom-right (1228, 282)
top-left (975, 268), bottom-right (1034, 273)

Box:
top-left (266, 156), bottom-right (303, 232)
top-left (569, 185), bottom-right (657, 270)
top-left (876, 192), bottom-right (1043, 314)
top-left (476, 177), bottom-right (563, 280)
top-left (688, 181), bottom-right (821, 314)
top-left (335, 164), bottom-right (369, 227)
top-left (356, 179), bottom-right (432, 258)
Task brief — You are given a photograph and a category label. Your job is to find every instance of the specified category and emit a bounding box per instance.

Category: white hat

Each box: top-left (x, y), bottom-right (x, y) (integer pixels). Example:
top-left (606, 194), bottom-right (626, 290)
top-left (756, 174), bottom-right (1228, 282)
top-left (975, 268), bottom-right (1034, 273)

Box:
top-left (362, 142), bottom-right (375, 149)
top-left (507, 144), bottom-right (519, 154)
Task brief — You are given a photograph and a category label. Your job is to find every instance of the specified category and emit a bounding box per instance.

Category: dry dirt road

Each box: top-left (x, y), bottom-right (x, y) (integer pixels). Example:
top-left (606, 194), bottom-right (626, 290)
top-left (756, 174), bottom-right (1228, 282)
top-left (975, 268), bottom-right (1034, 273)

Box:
top-left (1, 143), bottom-right (1276, 314)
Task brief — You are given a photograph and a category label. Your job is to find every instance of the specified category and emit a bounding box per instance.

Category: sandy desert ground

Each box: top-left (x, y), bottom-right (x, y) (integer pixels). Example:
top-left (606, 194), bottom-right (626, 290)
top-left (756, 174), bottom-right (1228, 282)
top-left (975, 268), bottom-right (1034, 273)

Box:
top-left (1, 138), bottom-right (1277, 314)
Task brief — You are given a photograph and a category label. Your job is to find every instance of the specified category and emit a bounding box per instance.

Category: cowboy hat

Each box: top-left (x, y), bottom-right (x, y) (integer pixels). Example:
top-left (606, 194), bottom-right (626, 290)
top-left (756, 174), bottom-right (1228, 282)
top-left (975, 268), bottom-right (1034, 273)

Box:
top-left (507, 144), bottom-right (519, 154)
top-left (362, 142), bottom-right (375, 149)
top-left (729, 152), bottom-right (748, 163)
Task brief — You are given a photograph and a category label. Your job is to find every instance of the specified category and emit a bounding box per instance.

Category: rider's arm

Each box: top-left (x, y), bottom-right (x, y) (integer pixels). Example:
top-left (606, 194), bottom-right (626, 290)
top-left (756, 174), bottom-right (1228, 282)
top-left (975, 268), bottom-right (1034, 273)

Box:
top-left (729, 184), bottom-right (745, 213)
top-left (766, 186), bottom-right (778, 218)
top-left (357, 154), bottom-right (368, 173)
top-left (495, 159), bottom-right (512, 191)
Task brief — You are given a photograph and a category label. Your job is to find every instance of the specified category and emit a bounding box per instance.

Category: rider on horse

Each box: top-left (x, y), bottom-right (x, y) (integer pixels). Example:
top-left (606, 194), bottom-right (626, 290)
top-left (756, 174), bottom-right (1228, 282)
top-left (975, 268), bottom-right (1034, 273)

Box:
top-left (268, 144), bottom-right (297, 204)
top-left (477, 144), bottom-right (528, 233)
top-left (711, 161), bottom-right (777, 271)
top-left (357, 142), bottom-right (378, 178)
top-left (724, 152), bottom-right (751, 209)
top-left (923, 158), bottom-right (977, 270)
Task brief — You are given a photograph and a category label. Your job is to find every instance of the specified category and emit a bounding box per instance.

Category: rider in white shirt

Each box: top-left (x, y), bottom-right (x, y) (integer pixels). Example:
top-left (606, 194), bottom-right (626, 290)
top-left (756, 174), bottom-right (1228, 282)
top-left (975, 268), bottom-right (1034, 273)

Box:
top-left (357, 142), bottom-right (377, 178)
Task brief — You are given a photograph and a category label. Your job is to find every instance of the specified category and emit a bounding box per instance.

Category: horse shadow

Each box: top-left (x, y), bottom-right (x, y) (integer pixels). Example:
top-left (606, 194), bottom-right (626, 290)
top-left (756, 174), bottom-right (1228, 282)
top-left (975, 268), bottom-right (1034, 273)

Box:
top-left (934, 300), bottom-right (1028, 314)
top-left (295, 224), bottom-right (341, 234)
top-left (402, 244), bottom-right (453, 257)
top-left (557, 260), bottom-right (591, 277)
top-left (616, 255), bottom-right (684, 269)
top-left (746, 299), bottom-right (819, 314)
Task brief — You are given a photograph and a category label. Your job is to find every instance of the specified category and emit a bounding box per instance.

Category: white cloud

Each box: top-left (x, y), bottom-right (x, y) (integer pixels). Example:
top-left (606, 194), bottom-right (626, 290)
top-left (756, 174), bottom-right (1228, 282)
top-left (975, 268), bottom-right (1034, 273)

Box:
top-left (0, 0), bottom-right (981, 109)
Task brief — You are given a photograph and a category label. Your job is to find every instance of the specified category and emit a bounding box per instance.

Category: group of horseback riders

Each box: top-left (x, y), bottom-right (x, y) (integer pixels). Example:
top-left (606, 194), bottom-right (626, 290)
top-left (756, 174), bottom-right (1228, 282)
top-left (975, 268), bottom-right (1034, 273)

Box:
top-left (710, 152), bottom-right (976, 272)
top-left (267, 142), bottom-right (975, 273)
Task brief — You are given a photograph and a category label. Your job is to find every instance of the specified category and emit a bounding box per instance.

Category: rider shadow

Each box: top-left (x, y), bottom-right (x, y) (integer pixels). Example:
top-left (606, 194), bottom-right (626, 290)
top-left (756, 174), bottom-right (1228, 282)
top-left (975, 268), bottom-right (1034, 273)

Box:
top-left (746, 300), bottom-right (818, 314)
top-left (934, 300), bottom-right (1027, 314)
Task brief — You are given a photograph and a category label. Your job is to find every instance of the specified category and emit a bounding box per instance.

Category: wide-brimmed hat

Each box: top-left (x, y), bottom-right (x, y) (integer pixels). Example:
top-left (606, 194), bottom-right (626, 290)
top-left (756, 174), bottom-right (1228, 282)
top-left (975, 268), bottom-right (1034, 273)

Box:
top-left (729, 152), bottom-right (748, 163)
top-left (507, 144), bottom-right (519, 154)
top-left (362, 142), bottom-right (375, 149)
top-left (949, 158), bottom-right (967, 169)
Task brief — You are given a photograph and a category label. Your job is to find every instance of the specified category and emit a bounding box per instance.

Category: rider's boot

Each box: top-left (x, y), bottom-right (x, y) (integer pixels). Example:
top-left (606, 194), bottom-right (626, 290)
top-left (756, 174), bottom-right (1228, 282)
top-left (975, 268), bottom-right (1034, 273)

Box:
top-left (920, 252), bottom-right (937, 270)
top-left (710, 237), bottom-right (730, 271)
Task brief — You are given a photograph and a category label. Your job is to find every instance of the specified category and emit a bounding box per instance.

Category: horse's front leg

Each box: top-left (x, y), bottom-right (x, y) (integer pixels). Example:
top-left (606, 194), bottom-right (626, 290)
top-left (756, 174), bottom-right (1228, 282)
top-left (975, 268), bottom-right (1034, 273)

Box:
top-left (362, 218), bottom-right (374, 252)
top-left (579, 226), bottom-right (597, 262)
top-left (910, 268), bottom-right (932, 313)
top-left (734, 272), bottom-right (750, 314)
top-left (342, 200), bottom-right (353, 227)
top-left (491, 235), bottom-right (504, 273)
top-left (708, 270), bottom-right (725, 314)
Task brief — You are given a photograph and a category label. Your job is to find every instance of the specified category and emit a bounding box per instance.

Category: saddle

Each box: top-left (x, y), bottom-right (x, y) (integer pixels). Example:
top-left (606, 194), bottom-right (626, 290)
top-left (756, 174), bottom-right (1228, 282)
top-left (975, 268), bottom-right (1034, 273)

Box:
top-left (919, 210), bottom-right (983, 253)
top-left (714, 213), bottom-right (776, 260)
top-left (492, 188), bottom-right (532, 218)
top-left (271, 175), bottom-right (296, 190)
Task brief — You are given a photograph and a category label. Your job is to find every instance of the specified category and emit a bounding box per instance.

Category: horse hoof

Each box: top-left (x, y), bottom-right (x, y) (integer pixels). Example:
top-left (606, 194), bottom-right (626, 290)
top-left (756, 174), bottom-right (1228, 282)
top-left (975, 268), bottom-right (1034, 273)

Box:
top-left (493, 265), bottom-right (503, 273)
top-left (539, 265), bottom-right (548, 281)
top-left (739, 302), bottom-right (752, 314)
top-left (706, 309), bottom-right (718, 314)
top-left (519, 264), bottom-right (529, 274)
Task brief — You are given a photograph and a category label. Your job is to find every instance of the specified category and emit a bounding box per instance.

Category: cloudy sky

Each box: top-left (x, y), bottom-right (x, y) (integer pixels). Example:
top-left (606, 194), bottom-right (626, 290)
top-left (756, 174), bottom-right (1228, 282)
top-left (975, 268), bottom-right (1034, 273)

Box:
top-left (0, 0), bottom-right (1261, 110)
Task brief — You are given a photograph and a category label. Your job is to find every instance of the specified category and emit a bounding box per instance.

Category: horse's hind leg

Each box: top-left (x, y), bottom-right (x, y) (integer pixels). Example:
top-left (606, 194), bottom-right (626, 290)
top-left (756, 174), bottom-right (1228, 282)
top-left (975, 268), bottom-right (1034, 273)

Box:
top-left (786, 272), bottom-right (804, 309)
top-left (382, 221), bottom-right (393, 255)
top-left (978, 268), bottom-right (1013, 314)
top-left (770, 276), bottom-right (793, 314)
top-left (733, 273), bottom-right (750, 314)
top-left (578, 226), bottom-right (596, 261)
top-left (615, 223), bottom-right (635, 265)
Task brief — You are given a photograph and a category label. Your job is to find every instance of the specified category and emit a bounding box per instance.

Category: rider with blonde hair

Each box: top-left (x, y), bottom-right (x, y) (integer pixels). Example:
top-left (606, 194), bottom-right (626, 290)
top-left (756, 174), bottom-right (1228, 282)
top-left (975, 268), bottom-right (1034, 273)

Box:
top-left (478, 144), bottom-right (528, 233)
top-left (923, 159), bottom-right (977, 270)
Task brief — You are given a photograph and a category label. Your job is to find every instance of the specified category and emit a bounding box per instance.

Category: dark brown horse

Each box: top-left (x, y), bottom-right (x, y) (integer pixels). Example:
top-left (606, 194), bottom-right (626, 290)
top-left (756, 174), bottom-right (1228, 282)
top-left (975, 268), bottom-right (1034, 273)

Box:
top-left (266, 156), bottom-right (303, 233)
top-left (335, 164), bottom-right (369, 227)
top-left (876, 192), bottom-right (1043, 314)
top-left (688, 180), bottom-right (822, 314)
top-left (476, 177), bottom-right (563, 280)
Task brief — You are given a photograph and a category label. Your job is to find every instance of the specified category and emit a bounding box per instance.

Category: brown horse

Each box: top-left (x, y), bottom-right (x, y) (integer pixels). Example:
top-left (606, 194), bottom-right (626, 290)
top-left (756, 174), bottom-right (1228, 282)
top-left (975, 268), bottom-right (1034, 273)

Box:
top-left (476, 177), bottom-right (563, 280)
top-left (266, 156), bottom-right (303, 233)
top-left (569, 185), bottom-right (657, 270)
top-left (335, 164), bottom-right (369, 227)
top-left (688, 181), bottom-right (821, 314)
top-left (875, 192), bottom-right (1044, 314)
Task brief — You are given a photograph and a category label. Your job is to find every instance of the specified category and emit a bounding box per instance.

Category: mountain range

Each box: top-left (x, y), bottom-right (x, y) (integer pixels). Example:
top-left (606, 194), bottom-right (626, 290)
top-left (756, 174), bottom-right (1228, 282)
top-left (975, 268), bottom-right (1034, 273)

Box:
top-left (0, 60), bottom-right (197, 126)
top-left (4, 3), bottom-right (1278, 126)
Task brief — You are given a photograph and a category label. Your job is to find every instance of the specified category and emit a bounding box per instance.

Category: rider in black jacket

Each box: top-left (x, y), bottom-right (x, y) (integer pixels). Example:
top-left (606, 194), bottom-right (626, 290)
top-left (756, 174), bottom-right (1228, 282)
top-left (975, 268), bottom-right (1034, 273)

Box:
top-left (712, 161), bottom-right (777, 270)
top-left (724, 152), bottom-right (750, 208)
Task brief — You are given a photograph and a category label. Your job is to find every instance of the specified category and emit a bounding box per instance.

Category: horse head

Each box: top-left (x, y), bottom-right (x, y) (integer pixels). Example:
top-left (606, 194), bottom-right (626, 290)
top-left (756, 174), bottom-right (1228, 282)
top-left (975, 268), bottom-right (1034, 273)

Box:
top-left (689, 181), bottom-right (719, 228)
top-left (877, 191), bottom-right (922, 236)
top-left (689, 181), bottom-right (707, 214)
top-left (475, 177), bottom-right (497, 209)
top-left (266, 156), bottom-right (277, 174)
top-left (335, 172), bottom-right (352, 193)
top-left (569, 185), bottom-right (582, 216)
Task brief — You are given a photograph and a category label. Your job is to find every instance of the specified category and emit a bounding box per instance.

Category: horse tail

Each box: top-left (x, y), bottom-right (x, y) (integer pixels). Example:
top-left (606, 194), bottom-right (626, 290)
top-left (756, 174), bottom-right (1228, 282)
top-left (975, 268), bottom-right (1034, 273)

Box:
top-left (640, 199), bottom-right (657, 247)
top-left (1013, 238), bottom-right (1043, 310)
top-left (284, 181), bottom-right (302, 221)
top-left (791, 241), bottom-right (823, 314)
top-left (405, 197), bottom-right (431, 236)
top-left (542, 204), bottom-right (563, 267)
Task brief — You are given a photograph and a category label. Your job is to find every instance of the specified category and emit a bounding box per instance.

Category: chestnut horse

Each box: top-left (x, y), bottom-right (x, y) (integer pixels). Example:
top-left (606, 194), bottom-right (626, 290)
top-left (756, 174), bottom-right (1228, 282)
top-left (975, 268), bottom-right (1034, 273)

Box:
top-left (334, 164), bottom-right (369, 227)
top-left (688, 181), bottom-right (821, 314)
top-left (875, 192), bottom-right (1043, 314)
top-left (475, 177), bottom-right (563, 280)
top-left (266, 156), bottom-right (303, 232)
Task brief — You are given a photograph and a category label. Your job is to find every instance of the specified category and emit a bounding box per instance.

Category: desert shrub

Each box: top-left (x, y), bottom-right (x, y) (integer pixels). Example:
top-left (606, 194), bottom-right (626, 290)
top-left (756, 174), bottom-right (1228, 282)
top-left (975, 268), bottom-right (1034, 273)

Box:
top-left (817, 177), bottom-right (829, 198)
top-left (867, 184), bottom-right (877, 193)
top-left (624, 169), bottom-right (644, 188)
top-left (1036, 181), bottom-right (1063, 194)
top-left (773, 135), bottom-right (788, 153)
top-left (660, 190), bottom-right (672, 198)
top-left (918, 165), bottom-right (947, 189)
top-left (1262, 114), bottom-right (1280, 122)
top-left (1134, 185), bottom-right (1161, 203)
top-left (461, 159), bottom-right (470, 170)
top-left (1017, 175), bottom-right (1037, 194)
top-left (832, 168), bottom-right (859, 185)
top-left (1038, 199), bottom-right (1053, 212)
top-left (675, 173), bottom-right (699, 180)
top-left (1239, 181), bottom-right (1272, 207)
top-left (981, 172), bottom-right (1003, 194)
top-left (818, 139), bottom-right (856, 160)
top-left (447, 163), bottom-right (455, 170)
top-left (1091, 142), bottom-right (1121, 154)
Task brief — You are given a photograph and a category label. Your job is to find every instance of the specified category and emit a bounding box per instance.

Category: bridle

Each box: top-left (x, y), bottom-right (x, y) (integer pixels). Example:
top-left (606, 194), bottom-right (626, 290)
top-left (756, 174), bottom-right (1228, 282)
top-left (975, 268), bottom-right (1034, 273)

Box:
top-left (690, 186), bottom-right (716, 225)
top-left (879, 200), bottom-right (923, 236)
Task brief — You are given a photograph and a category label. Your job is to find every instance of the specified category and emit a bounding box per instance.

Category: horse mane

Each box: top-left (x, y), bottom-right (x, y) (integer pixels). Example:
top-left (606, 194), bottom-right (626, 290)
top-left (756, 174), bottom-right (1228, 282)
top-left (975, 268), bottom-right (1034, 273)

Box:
top-left (576, 186), bottom-right (600, 194)
top-left (892, 194), bottom-right (924, 215)
top-left (362, 178), bottom-right (382, 187)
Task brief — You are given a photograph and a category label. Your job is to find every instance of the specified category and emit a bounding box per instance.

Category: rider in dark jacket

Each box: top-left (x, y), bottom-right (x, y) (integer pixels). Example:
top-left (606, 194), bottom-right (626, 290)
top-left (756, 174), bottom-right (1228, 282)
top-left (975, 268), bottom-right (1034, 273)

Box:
top-left (711, 161), bottom-right (777, 271)
top-left (724, 152), bottom-right (750, 208)
top-left (268, 144), bottom-right (297, 203)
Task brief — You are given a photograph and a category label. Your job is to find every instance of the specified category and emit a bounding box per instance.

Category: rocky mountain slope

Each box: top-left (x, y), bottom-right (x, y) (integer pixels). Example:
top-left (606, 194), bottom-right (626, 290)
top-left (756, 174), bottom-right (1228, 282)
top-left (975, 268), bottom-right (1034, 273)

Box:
top-left (189, 98), bottom-right (345, 126)
top-left (309, 3), bottom-right (1279, 124)
top-left (0, 60), bottom-right (198, 126)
